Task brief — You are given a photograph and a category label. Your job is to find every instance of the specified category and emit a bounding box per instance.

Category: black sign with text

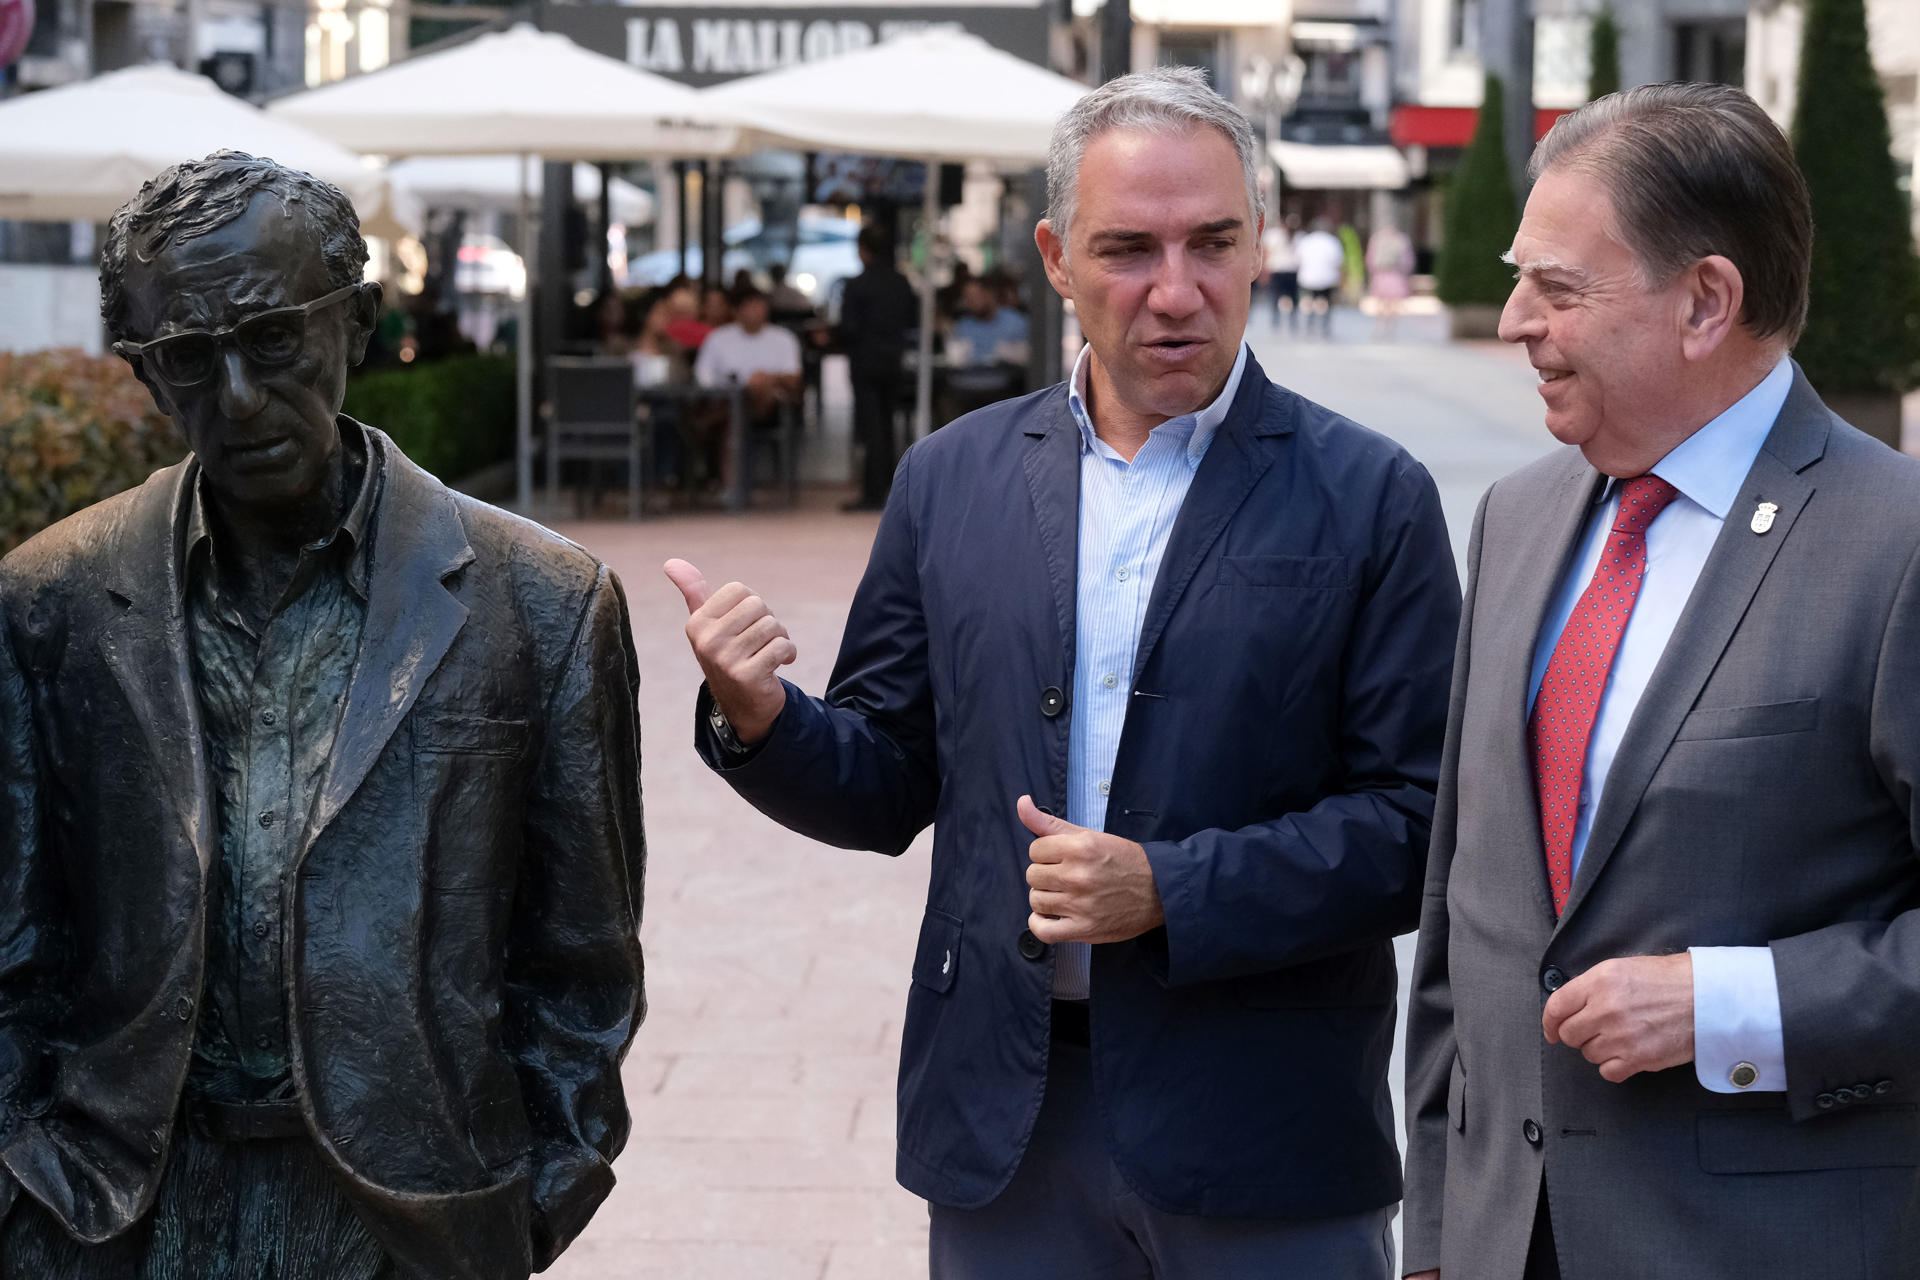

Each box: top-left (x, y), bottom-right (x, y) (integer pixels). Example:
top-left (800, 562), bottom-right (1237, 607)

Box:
top-left (543, 2), bottom-right (1051, 87)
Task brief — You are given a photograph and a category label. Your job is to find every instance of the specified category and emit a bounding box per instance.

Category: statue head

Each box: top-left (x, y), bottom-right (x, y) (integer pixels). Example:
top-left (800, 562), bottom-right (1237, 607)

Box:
top-left (103, 151), bottom-right (381, 515)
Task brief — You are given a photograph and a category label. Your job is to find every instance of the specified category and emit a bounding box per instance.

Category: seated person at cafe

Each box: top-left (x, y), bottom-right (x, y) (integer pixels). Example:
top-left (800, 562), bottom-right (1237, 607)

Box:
top-left (943, 277), bottom-right (1030, 419)
top-left (690, 289), bottom-right (801, 495)
top-left (694, 288), bottom-right (802, 424)
top-left (765, 262), bottom-right (817, 322)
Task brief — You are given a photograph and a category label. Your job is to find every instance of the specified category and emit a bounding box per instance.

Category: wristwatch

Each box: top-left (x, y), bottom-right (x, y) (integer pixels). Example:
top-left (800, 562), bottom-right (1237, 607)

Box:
top-left (707, 699), bottom-right (751, 757)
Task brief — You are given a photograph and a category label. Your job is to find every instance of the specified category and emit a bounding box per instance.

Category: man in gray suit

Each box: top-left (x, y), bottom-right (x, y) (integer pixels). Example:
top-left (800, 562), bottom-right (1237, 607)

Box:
top-left (1405, 83), bottom-right (1920, 1279)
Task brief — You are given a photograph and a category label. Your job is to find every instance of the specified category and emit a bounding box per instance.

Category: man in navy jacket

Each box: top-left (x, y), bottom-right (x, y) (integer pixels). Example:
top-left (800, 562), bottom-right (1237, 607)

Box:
top-left (668, 66), bottom-right (1459, 1277)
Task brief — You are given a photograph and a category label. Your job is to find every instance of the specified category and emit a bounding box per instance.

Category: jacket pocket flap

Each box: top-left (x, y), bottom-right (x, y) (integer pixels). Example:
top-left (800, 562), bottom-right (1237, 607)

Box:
top-left (1448, 1058), bottom-right (1466, 1132)
top-left (1698, 1105), bottom-right (1920, 1173)
top-left (415, 713), bottom-right (531, 757)
top-left (911, 908), bottom-right (961, 994)
top-left (1215, 555), bottom-right (1351, 589)
top-left (1675, 698), bottom-right (1819, 742)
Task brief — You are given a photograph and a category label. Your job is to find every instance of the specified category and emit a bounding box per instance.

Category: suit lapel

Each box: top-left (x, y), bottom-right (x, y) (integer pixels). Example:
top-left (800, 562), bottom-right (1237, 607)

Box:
top-left (1129, 356), bottom-right (1284, 684)
top-left (1558, 371), bottom-right (1831, 926)
top-left (1020, 387), bottom-right (1080, 667)
top-left (98, 463), bottom-right (216, 874)
top-left (304, 428), bottom-right (474, 853)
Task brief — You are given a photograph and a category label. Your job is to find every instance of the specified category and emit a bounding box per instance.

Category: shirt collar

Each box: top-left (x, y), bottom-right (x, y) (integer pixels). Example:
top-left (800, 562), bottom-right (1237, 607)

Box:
top-left (1067, 340), bottom-right (1251, 470)
top-left (1596, 355), bottom-right (1794, 520)
top-left (186, 417), bottom-right (381, 605)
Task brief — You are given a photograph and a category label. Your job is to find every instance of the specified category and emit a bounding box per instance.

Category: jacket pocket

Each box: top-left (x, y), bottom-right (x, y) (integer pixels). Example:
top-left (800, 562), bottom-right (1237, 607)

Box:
top-left (1448, 1058), bottom-right (1467, 1132)
top-left (1697, 1105), bottom-right (1920, 1173)
top-left (415, 712), bottom-right (531, 757)
top-left (1214, 555), bottom-right (1351, 590)
top-left (910, 908), bottom-right (961, 994)
top-left (1675, 697), bottom-right (1819, 742)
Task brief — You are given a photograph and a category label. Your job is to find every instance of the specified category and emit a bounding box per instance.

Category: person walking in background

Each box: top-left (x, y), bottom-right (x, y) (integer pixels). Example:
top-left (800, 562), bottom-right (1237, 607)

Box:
top-left (665, 65), bottom-right (1458, 1280)
top-left (1405, 83), bottom-right (1920, 1280)
top-left (1366, 221), bottom-right (1415, 341)
top-left (1338, 223), bottom-right (1366, 307)
top-left (1295, 217), bottom-right (1345, 337)
top-left (1261, 213), bottom-right (1301, 331)
top-left (836, 224), bottom-right (918, 511)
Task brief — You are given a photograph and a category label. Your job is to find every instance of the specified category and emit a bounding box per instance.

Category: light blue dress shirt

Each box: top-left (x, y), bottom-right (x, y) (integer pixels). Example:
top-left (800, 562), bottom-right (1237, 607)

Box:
top-left (1051, 341), bottom-right (1251, 1001)
top-left (1527, 355), bottom-right (1794, 1093)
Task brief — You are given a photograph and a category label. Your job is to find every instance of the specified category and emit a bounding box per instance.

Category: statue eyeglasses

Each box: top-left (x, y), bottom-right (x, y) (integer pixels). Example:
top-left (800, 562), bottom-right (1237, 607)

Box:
top-left (113, 283), bottom-right (367, 388)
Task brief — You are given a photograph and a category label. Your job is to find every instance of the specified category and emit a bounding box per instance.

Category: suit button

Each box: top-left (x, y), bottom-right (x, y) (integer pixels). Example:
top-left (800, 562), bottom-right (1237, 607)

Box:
top-left (1017, 929), bottom-right (1048, 961)
top-left (1852, 1085), bottom-right (1874, 1102)
top-left (1522, 1119), bottom-right (1542, 1146)
top-left (1039, 687), bottom-right (1065, 718)
top-left (1876, 1080), bottom-right (1896, 1096)
top-left (1816, 1092), bottom-right (1837, 1110)
top-left (1541, 966), bottom-right (1566, 993)
top-left (174, 996), bottom-right (193, 1021)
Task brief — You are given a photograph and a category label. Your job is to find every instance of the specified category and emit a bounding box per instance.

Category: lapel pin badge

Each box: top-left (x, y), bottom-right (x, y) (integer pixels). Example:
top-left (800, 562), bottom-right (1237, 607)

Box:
top-left (1751, 501), bottom-right (1778, 535)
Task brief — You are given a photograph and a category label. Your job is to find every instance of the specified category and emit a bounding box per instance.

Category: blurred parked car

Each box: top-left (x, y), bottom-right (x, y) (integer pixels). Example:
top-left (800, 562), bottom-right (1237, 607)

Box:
top-left (453, 233), bottom-right (526, 299)
top-left (627, 215), bottom-right (859, 307)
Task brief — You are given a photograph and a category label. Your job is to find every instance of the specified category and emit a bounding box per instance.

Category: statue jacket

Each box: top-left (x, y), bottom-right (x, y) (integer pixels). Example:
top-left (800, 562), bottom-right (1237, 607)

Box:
top-left (0, 423), bottom-right (647, 1280)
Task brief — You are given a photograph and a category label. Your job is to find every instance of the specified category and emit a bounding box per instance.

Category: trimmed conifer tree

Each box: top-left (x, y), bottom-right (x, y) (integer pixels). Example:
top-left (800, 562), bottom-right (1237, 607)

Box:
top-left (1437, 73), bottom-right (1522, 308)
top-left (1791, 0), bottom-right (1920, 396)
top-left (1588, 9), bottom-right (1621, 101)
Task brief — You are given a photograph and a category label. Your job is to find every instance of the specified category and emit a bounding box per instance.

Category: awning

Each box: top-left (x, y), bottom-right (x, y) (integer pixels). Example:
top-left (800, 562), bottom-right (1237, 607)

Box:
top-left (1390, 105), bottom-right (1573, 148)
top-left (1269, 140), bottom-right (1410, 191)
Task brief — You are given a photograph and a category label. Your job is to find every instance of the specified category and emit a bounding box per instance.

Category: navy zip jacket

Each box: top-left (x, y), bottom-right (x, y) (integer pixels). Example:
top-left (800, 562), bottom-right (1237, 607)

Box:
top-left (697, 352), bottom-right (1460, 1217)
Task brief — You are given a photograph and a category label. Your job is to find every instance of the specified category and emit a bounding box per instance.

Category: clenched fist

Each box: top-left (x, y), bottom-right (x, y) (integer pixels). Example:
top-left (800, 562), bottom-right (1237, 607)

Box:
top-left (1019, 795), bottom-right (1165, 945)
top-left (665, 558), bottom-right (795, 745)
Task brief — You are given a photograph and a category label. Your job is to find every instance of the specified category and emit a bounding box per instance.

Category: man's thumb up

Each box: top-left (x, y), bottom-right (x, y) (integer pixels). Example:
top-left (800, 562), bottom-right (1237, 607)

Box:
top-left (1017, 794), bottom-right (1076, 839)
top-left (663, 558), bottom-right (713, 614)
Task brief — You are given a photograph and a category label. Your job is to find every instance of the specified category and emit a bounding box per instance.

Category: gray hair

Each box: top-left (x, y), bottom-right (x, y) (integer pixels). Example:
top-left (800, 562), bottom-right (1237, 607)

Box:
top-left (102, 150), bottom-right (367, 345)
top-left (1530, 82), bottom-right (1811, 343)
top-left (1046, 65), bottom-right (1264, 255)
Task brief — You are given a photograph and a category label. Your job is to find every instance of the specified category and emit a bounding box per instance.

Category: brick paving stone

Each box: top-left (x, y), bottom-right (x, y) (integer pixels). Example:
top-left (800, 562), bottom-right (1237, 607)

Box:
top-left (542, 319), bottom-right (1554, 1278)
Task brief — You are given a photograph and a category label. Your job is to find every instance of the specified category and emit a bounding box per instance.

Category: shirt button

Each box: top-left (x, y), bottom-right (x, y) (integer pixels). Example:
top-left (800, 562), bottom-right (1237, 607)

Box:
top-left (260, 709), bottom-right (277, 726)
top-left (253, 921), bottom-right (269, 939)
top-left (1102, 673), bottom-right (1118, 689)
top-left (1098, 781), bottom-right (1111, 796)
top-left (1114, 567), bottom-right (1130, 582)
top-left (258, 811), bottom-right (275, 829)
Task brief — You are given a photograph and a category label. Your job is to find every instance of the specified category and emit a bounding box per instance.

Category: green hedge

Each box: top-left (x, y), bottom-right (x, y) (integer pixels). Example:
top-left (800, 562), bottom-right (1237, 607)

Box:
top-left (341, 354), bottom-right (516, 483)
top-left (1437, 74), bottom-right (1522, 309)
top-left (1790, 0), bottom-right (1920, 395)
top-left (0, 349), bottom-right (187, 555)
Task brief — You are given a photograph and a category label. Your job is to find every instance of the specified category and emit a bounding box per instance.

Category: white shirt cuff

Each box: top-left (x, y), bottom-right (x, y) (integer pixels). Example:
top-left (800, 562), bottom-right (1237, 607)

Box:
top-left (1690, 945), bottom-right (1787, 1093)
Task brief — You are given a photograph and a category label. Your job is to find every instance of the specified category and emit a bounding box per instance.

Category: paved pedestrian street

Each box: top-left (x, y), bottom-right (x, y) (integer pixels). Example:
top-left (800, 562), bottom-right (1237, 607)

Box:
top-left (544, 319), bottom-right (1559, 1279)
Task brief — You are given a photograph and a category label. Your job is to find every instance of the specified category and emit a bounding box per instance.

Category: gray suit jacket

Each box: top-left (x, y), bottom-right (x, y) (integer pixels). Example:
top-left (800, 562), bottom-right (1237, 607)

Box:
top-left (1405, 366), bottom-right (1920, 1280)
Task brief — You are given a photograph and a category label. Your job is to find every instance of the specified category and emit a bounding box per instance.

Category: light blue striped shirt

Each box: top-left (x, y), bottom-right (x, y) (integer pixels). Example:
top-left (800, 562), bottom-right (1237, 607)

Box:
top-left (1053, 341), bottom-right (1251, 1000)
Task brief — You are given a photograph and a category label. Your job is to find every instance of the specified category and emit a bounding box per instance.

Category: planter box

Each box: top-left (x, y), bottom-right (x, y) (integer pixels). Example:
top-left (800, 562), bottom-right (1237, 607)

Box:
top-left (1823, 391), bottom-right (1903, 450)
top-left (1446, 304), bottom-right (1504, 340)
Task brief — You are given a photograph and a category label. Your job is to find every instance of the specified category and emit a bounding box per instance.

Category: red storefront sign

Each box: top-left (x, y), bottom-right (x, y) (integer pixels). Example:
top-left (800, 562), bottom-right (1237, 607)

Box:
top-left (1390, 104), bottom-right (1573, 148)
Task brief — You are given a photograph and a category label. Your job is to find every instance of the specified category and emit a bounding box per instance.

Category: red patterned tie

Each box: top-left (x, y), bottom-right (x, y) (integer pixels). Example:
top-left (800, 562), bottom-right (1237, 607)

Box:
top-left (1530, 475), bottom-right (1681, 915)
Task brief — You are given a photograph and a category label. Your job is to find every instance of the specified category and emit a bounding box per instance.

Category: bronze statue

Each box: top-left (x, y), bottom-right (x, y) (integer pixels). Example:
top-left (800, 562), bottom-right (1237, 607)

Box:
top-left (0, 151), bottom-right (646, 1279)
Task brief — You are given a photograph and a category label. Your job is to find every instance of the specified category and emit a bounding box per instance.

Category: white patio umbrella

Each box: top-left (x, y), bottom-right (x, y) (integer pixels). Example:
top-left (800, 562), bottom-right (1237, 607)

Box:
top-left (271, 23), bottom-right (735, 508)
top-left (0, 63), bottom-right (386, 222)
top-left (387, 156), bottom-right (654, 227)
top-left (702, 29), bottom-right (1088, 435)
